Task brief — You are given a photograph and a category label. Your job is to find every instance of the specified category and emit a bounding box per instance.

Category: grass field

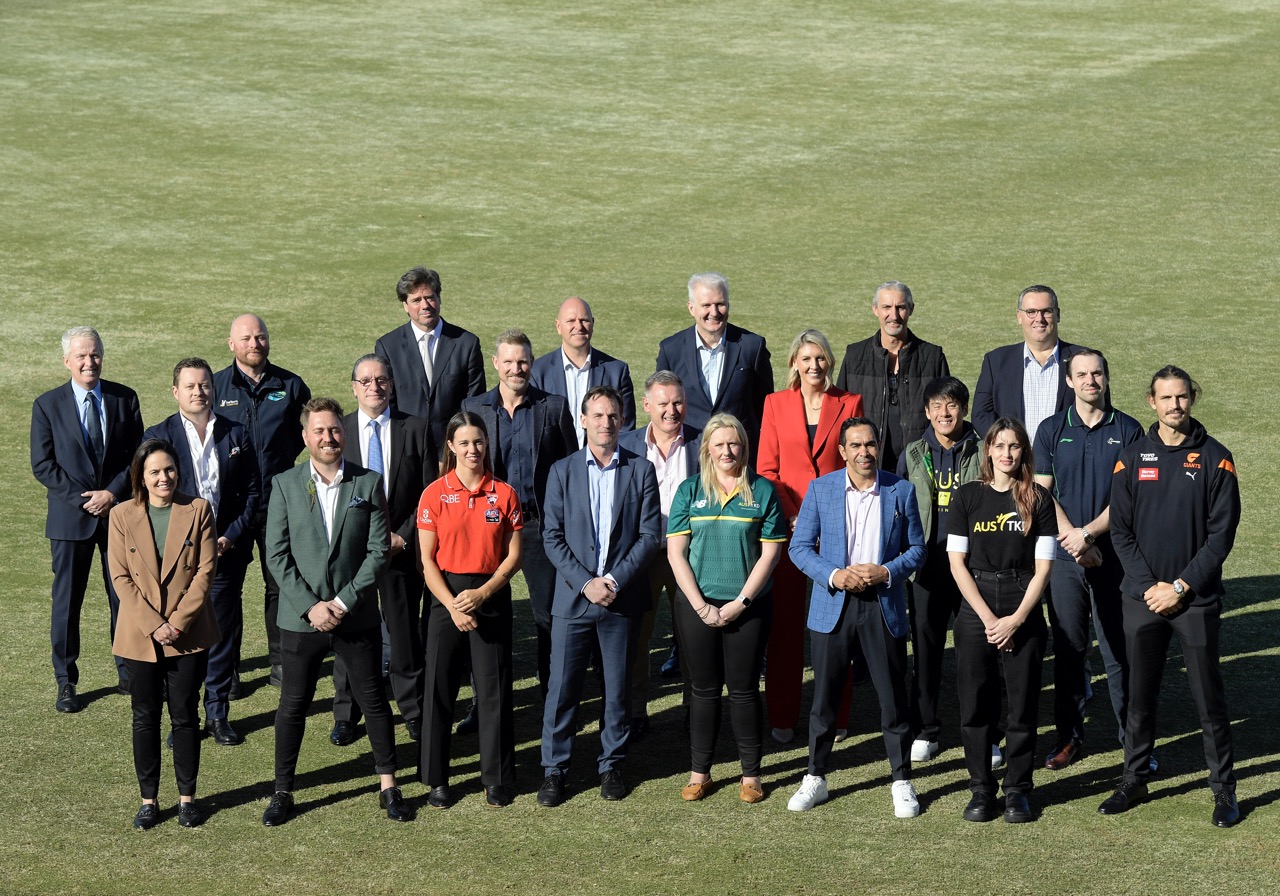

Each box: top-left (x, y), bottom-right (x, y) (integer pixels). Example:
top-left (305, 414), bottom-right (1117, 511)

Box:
top-left (2, 1), bottom-right (1279, 894)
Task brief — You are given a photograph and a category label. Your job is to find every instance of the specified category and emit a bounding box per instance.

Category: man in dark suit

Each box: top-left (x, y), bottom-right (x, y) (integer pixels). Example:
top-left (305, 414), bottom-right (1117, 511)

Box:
top-left (537, 386), bottom-right (662, 806)
top-left (143, 357), bottom-right (261, 744)
top-left (463, 329), bottom-right (577, 699)
top-left (531, 296), bottom-right (636, 444)
top-left (331, 354), bottom-right (433, 745)
top-left (971, 285), bottom-right (1100, 441)
top-left (374, 266), bottom-right (486, 461)
top-left (655, 273), bottom-right (772, 460)
top-left (618, 370), bottom-right (701, 733)
top-left (261, 397), bottom-right (412, 826)
top-left (786, 418), bottom-right (927, 816)
top-left (31, 326), bottom-right (144, 711)
top-left (213, 313), bottom-right (311, 688)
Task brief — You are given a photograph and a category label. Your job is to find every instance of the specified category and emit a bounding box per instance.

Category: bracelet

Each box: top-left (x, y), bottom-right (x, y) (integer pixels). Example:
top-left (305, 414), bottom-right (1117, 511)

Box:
top-left (695, 604), bottom-right (710, 619)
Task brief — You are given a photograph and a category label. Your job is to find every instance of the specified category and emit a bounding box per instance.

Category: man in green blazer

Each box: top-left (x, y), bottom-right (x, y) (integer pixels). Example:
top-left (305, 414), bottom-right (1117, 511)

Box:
top-left (261, 397), bottom-right (413, 826)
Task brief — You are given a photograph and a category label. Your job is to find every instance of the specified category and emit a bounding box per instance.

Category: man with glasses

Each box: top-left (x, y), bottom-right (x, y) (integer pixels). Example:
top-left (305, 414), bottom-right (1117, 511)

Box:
top-left (972, 285), bottom-right (1102, 441)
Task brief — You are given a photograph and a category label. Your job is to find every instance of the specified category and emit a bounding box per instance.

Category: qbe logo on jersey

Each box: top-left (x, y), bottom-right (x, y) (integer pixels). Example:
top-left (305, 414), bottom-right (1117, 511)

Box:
top-left (1138, 468), bottom-right (1159, 481)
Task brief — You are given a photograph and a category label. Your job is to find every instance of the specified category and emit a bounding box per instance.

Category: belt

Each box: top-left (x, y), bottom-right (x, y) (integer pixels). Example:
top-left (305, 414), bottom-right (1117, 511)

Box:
top-left (970, 568), bottom-right (1025, 582)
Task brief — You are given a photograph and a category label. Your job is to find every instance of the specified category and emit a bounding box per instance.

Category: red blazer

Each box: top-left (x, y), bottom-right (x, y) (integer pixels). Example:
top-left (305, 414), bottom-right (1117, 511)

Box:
top-left (757, 387), bottom-right (864, 521)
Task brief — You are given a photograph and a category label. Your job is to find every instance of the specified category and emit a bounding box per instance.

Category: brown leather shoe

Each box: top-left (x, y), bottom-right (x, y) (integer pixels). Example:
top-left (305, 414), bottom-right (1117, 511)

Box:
top-left (740, 780), bottom-right (765, 803)
top-left (1045, 740), bottom-right (1083, 771)
top-left (681, 778), bottom-right (713, 801)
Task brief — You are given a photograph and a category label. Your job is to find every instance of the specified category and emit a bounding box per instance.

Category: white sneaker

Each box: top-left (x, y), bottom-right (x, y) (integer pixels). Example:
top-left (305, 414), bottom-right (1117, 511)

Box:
top-left (787, 774), bottom-right (828, 812)
top-left (892, 780), bottom-right (920, 818)
top-left (911, 739), bottom-right (939, 762)
top-left (991, 744), bottom-right (1005, 770)
top-left (771, 727), bottom-right (795, 744)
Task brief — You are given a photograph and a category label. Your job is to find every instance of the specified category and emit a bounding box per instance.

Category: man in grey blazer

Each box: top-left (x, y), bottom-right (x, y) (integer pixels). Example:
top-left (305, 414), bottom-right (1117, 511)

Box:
top-left (530, 296), bottom-right (636, 444)
top-left (261, 397), bottom-right (412, 826)
top-left (31, 326), bottom-right (144, 710)
top-left (537, 386), bottom-right (662, 806)
top-left (786, 417), bottom-right (927, 817)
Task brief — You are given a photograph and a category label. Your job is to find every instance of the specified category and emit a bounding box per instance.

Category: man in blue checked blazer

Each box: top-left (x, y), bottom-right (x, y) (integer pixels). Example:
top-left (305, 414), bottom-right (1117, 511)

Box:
top-left (786, 417), bottom-right (927, 816)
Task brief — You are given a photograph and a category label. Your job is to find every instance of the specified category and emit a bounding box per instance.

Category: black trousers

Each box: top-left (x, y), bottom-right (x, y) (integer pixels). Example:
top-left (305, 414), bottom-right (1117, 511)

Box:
top-left (809, 595), bottom-right (911, 780)
top-left (50, 529), bottom-right (125, 686)
top-left (203, 548), bottom-right (249, 721)
top-left (907, 565), bottom-right (961, 743)
top-left (675, 594), bottom-right (770, 777)
top-left (954, 570), bottom-right (1046, 796)
top-left (519, 518), bottom-right (559, 697)
top-left (274, 627), bottom-right (397, 792)
top-left (421, 574), bottom-right (516, 788)
top-left (123, 651), bottom-right (208, 799)
top-left (1121, 596), bottom-right (1235, 793)
top-left (632, 551), bottom-right (690, 715)
top-left (334, 564), bottom-right (426, 726)
top-left (249, 506), bottom-right (283, 668)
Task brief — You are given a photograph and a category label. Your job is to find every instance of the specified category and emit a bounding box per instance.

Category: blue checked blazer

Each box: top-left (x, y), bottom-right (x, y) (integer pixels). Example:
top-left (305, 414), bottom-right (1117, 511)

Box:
top-left (788, 468), bottom-right (926, 637)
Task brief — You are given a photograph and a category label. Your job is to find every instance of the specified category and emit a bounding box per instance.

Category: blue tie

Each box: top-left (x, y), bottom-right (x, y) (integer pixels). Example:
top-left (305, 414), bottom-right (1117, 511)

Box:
top-left (85, 393), bottom-right (106, 472)
top-left (367, 420), bottom-right (385, 475)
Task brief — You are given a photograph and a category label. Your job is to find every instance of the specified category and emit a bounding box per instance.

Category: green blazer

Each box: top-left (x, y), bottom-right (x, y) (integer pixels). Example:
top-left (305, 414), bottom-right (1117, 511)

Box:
top-left (266, 460), bottom-right (390, 634)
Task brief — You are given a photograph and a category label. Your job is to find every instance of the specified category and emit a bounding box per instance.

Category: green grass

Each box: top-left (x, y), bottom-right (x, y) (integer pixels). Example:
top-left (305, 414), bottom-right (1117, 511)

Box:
top-left (2, 1), bottom-right (1279, 894)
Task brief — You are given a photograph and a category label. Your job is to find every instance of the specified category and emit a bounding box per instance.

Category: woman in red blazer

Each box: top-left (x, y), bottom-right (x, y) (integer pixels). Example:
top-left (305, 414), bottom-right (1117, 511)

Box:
top-left (757, 329), bottom-right (863, 743)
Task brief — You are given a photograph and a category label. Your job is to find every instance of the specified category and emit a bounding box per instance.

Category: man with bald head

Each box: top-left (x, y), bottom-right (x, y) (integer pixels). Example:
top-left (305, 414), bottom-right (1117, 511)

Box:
top-left (214, 314), bottom-right (311, 687)
top-left (531, 296), bottom-right (636, 445)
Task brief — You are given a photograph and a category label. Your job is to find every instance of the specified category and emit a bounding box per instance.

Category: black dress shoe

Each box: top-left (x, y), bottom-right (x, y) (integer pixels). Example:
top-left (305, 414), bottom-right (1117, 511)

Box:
top-left (427, 785), bottom-right (452, 809)
top-left (229, 671), bottom-right (243, 700)
top-left (262, 791), bottom-right (293, 826)
top-left (630, 715), bottom-right (651, 742)
top-left (1212, 790), bottom-right (1240, 828)
top-left (268, 664), bottom-right (283, 688)
top-left (600, 769), bottom-right (627, 801)
top-left (379, 786), bottom-right (415, 822)
top-left (206, 719), bottom-right (244, 746)
top-left (177, 801), bottom-right (205, 828)
top-left (1098, 780), bottom-right (1148, 815)
top-left (133, 803), bottom-right (160, 830)
top-left (456, 704), bottom-right (480, 735)
top-left (166, 730), bottom-right (175, 750)
top-left (1003, 791), bottom-right (1034, 823)
top-left (485, 785), bottom-right (514, 808)
top-left (963, 792), bottom-right (997, 823)
top-left (406, 718), bottom-right (422, 741)
top-left (537, 773), bottom-right (566, 807)
top-left (330, 721), bottom-right (356, 746)
top-left (56, 683), bottom-right (81, 714)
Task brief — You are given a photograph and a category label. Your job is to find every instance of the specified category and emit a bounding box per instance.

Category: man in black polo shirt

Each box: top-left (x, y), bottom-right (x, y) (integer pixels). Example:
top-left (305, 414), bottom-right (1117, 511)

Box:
top-left (1033, 350), bottom-right (1142, 771)
top-left (213, 314), bottom-right (311, 687)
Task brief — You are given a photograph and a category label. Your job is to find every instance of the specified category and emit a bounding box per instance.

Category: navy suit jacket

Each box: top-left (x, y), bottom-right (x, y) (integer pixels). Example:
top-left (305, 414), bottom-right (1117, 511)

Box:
top-left (655, 324), bottom-right (773, 447)
top-left (143, 413), bottom-right (261, 548)
top-left (375, 319), bottom-right (486, 452)
top-left (342, 409), bottom-right (433, 574)
top-left (461, 386), bottom-right (576, 520)
top-left (618, 423), bottom-right (702, 480)
top-left (788, 468), bottom-right (926, 638)
top-left (530, 346), bottom-right (637, 435)
top-left (31, 380), bottom-right (144, 541)
top-left (542, 445), bottom-right (662, 618)
top-left (971, 340), bottom-right (1101, 437)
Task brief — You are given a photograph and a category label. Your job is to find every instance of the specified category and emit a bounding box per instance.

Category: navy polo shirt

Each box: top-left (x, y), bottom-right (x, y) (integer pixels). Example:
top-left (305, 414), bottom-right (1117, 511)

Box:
top-left (1033, 405), bottom-right (1143, 537)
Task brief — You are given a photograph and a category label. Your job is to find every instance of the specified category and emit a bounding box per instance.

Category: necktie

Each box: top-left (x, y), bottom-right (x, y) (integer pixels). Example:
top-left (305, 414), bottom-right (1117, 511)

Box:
top-left (421, 333), bottom-right (435, 391)
top-left (85, 393), bottom-right (105, 473)
top-left (367, 420), bottom-right (385, 476)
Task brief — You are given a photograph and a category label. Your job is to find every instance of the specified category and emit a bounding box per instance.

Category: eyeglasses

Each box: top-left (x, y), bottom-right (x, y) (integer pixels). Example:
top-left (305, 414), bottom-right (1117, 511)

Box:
top-left (1018, 307), bottom-right (1057, 320)
top-left (354, 377), bottom-right (391, 389)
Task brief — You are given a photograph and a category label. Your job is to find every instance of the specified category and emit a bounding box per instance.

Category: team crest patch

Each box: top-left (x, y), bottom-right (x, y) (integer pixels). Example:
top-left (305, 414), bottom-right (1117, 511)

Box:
top-left (485, 509), bottom-right (501, 523)
top-left (267, 391), bottom-right (287, 401)
top-left (419, 508), bottom-right (432, 524)
top-left (488, 494), bottom-right (499, 506)
top-left (1138, 468), bottom-right (1159, 481)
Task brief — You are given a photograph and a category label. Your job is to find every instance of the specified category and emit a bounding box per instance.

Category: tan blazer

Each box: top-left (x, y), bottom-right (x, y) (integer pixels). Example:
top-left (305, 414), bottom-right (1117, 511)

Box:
top-left (108, 493), bottom-right (220, 662)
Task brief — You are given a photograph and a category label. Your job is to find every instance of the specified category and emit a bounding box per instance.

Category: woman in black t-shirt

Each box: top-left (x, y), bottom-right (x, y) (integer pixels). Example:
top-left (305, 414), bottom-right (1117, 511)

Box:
top-left (947, 417), bottom-right (1055, 824)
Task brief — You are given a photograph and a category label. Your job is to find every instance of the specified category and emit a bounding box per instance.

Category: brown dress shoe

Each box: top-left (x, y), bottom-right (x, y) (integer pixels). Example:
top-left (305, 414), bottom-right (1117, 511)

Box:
top-left (681, 778), bottom-right (713, 801)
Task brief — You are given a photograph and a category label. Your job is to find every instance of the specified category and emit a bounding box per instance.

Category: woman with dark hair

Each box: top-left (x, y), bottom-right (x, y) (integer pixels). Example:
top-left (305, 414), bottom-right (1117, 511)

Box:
top-left (107, 438), bottom-right (219, 829)
top-left (947, 417), bottom-right (1055, 824)
top-left (668, 413), bottom-right (787, 802)
top-left (756, 328), bottom-right (864, 744)
top-left (417, 411), bottom-right (523, 809)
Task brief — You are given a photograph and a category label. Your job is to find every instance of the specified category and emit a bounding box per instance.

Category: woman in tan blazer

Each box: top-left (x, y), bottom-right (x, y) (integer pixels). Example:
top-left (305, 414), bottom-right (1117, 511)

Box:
top-left (108, 438), bottom-right (218, 830)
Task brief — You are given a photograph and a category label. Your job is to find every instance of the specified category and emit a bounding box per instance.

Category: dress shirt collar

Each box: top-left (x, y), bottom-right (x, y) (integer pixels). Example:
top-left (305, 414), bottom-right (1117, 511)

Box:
top-left (411, 318), bottom-right (444, 342)
top-left (69, 379), bottom-right (102, 404)
top-left (1022, 341), bottom-right (1061, 369)
top-left (309, 459), bottom-right (345, 488)
top-left (844, 471), bottom-right (881, 497)
top-left (561, 347), bottom-right (592, 372)
top-left (359, 407), bottom-right (391, 429)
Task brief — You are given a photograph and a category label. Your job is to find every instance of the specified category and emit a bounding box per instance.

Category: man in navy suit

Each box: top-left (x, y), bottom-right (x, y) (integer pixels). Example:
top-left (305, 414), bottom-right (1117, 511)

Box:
top-left (537, 386), bottom-right (662, 806)
top-left (331, 354), bottom-right (433, 745)
top-left (972, 285), bottom-right (1100, 441)
top-left (655, 273), bottom-right (772, 460)
top-left (31, 326), bottom-right (144, 711)
top-left (144, 357), bottom-right (261, 744)
top-left (618, 370), bottom-right (701, 733)
top-left (531, 296), bottom-right (636, 445)
top-left (786, 417), bottom-right (927, 817)
top-left (374, 266), bottom-right (486, 462)
top-left (464, 329), bottom-right (577, 698)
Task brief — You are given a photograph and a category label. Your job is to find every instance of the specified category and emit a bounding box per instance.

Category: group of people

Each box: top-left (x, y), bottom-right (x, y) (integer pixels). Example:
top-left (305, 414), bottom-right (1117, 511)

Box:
top-left (30, 270), bottom-right (1242, 830)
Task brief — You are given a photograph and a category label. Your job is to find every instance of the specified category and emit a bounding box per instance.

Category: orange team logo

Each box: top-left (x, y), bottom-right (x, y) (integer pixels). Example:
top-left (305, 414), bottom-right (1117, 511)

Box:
top-left (1184, 451), bottom-right (1202, 470)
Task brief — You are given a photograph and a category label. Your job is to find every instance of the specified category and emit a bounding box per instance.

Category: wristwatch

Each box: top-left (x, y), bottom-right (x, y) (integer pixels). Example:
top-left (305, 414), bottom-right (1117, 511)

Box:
top-left (737, 594), bottom-right (753, 608)
top-left (1079, 527), bottom-right (1096, 547)
top-left (1172, 580), bottom-right (1186, 598)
